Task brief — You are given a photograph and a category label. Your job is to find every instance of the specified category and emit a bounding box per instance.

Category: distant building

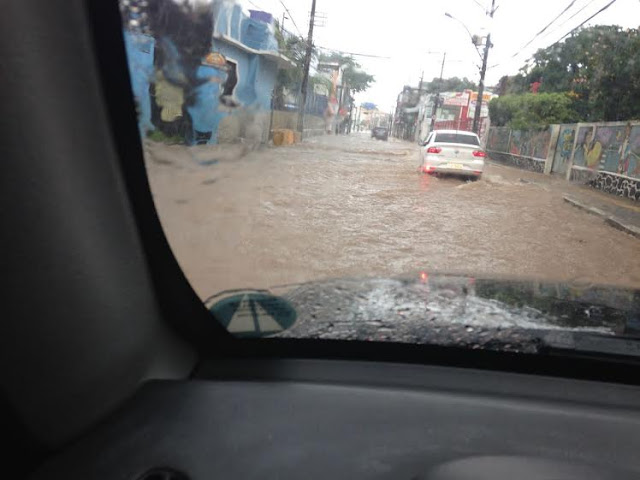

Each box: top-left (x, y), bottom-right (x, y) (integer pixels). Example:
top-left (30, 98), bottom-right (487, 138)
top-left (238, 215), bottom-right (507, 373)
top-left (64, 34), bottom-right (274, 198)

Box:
top-left (396, 86), bottom-right (498, 142)
top-left (393, 85), bottom-right (424, 140)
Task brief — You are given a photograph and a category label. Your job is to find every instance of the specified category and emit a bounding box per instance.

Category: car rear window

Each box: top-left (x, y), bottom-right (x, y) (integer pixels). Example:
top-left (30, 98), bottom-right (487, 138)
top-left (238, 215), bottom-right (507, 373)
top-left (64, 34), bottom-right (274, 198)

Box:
top-left (435, 133), bottom-right (480, 146)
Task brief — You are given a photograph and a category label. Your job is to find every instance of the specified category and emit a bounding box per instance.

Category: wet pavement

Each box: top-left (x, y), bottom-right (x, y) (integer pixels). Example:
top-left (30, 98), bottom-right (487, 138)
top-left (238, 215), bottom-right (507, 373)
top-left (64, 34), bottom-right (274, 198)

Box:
top-left (144, 133), bottom-right (640, 300)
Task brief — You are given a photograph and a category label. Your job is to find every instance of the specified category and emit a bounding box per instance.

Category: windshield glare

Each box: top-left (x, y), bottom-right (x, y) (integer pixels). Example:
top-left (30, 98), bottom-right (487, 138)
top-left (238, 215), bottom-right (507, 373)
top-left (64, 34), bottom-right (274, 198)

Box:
top-left (117, 0), bottom-right (640, 358)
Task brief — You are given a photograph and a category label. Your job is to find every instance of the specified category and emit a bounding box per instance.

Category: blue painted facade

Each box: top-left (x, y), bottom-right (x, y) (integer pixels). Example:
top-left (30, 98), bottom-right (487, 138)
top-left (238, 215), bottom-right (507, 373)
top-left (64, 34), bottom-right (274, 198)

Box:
top-left (124, 3), bottom-right (289, 144)
top-left (123, 31), bottom-right (155, 135)
top-left (187, 3), bottom-right (284, 144)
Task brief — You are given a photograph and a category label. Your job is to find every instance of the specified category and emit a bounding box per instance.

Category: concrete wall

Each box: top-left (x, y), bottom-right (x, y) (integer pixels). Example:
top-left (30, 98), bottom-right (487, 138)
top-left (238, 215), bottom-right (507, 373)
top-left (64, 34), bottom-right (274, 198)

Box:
top-left (271, 111), bottom-right (325, 137)
top-left (218, 111), bottom-right (270, 144)
top-left (214, 111), bottom-right (325, 145)
top-left (486, 127), bottom-right (549, 173)
top-left (487, 122), bottom-right (640, 201)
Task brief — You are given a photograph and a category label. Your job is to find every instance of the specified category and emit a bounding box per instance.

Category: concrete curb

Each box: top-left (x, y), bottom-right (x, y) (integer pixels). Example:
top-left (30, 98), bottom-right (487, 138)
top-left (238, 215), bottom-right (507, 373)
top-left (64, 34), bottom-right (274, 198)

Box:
top-left (563, 195), bottom-right (640, 239)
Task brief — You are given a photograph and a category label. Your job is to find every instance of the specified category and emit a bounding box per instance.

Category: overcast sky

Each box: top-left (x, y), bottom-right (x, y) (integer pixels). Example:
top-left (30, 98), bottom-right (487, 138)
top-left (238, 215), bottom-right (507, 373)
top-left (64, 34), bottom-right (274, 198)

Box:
top-left (238, 0), bottom-right (640, 112)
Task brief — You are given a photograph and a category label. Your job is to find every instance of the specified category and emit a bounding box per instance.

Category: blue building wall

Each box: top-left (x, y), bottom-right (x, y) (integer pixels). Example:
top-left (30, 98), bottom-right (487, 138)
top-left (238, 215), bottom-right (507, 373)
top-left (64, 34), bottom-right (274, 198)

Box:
top-left (255, 59), bottom-right (278, 110)
top-left (188, 41), bottom-right (273, 144)
top-left (188, 3), bottom-right (283, 144)
top-left (123, 31), bottom-right (155, 134)
top-left (124, 4), bottom-right (285, 145)
top-left (188, 64), bottom-right (226, 141)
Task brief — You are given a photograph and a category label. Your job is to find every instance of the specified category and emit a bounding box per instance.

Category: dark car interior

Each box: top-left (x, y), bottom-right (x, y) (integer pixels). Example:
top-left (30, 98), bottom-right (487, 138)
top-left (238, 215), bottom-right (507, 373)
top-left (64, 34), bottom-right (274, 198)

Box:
top-left (3, 1), bottom-right (640, 479)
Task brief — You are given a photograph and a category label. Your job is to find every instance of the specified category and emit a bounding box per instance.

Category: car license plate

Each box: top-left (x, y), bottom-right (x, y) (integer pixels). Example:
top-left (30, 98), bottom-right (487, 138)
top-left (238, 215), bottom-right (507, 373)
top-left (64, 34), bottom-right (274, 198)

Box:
top-left (447, 163), bottom-right (464, 170)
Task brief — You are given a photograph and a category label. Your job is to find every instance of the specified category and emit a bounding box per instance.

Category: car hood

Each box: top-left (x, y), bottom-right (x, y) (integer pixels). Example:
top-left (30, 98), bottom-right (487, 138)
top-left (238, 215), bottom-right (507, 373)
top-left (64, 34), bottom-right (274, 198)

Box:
top-left (275, 274), bottom-right (640, 354)
top-left (207, 274), bottom-right (640, 355)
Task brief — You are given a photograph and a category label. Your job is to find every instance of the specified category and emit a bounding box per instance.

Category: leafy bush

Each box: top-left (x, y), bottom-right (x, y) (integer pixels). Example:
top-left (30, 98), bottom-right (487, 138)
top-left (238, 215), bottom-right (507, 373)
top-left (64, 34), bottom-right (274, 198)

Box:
top-left (497, 26), bottom-right (640, 122)
top-left (489, 93), bottom-right (578, 129)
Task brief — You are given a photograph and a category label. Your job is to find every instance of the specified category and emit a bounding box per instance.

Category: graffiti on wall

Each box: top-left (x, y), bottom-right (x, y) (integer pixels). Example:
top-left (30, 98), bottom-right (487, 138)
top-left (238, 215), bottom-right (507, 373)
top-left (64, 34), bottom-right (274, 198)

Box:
top-left (487, 122), bottom-right (640, 201)
top-left (559, 127), bottom-right (576, 161)
top-left (620, 125), bottom-right (640, 178)
top-left (570, 123), bottom-right (640, 199)
top-left (508, 129), bottom-right (551, 159)
top-left (573, 125), bottom-right (627, 173)
top-left (551, 126), bottom-right (576, 174)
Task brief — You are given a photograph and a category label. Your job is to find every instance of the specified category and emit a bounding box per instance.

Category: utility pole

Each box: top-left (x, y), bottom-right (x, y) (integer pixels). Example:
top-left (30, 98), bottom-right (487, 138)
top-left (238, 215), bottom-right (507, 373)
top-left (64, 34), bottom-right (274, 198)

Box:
top-left (281, 12), bottom-right (287, 33)
top-left (297, 0), bottom-right (317, 136)
top-left (415, 71), bottom-right (424, 141)
top-left (472, 0), bottom-right (496, 135)
top-left (430, 52), bottom-right (446, 130)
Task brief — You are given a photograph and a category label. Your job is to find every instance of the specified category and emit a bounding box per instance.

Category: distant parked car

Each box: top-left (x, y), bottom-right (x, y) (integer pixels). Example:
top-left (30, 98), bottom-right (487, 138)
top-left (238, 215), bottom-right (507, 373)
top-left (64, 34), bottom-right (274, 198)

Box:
top-left (419, 130), bottom-right (486, 179)
top-left (371, 127), bottom-right (389, 141)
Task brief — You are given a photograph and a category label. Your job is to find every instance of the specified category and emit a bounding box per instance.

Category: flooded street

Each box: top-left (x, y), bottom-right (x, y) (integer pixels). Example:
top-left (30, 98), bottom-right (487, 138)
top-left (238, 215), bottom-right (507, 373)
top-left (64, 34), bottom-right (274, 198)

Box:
top-left (145, 133), bottom-right (640, 300)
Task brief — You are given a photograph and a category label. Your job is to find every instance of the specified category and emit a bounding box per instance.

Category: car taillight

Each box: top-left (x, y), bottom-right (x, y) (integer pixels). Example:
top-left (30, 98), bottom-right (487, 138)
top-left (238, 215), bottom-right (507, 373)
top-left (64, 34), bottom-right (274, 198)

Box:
top-left (472, 150), bottom-right (487, 157)
top-left (427, 147), bottom-right (441, 154)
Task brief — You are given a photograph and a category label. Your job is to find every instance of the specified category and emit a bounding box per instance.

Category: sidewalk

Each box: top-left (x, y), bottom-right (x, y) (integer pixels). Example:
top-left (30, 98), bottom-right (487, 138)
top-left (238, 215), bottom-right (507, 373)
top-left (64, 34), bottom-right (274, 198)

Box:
top-left (563, 188), bottom-right (640, 239)
top-left (486, 159), bottom-right (640, 239)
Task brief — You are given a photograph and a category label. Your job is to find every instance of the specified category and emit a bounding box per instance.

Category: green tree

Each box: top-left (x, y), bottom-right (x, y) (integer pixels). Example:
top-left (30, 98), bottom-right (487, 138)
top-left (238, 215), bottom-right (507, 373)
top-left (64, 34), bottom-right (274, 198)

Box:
top-left (318, 52), bottom-right (375, 93)
top-left (423, 76), bottom-right (477, 93)
top-left (496, 74), bottom-right (528, 96)
top-left (273, 31), bottom-right (315, 108)
top-left (273, 38), bottom-right (374, 108)
top-left (489, 93), bottom-right (578, 129)
top-left (512, 25), bottom-right (640, 122)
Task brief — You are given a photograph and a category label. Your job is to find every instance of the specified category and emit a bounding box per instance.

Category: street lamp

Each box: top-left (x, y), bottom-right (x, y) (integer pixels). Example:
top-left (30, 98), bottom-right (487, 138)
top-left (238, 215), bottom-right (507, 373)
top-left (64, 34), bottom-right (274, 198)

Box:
top-left (444, 13), bottom-right (483, 62)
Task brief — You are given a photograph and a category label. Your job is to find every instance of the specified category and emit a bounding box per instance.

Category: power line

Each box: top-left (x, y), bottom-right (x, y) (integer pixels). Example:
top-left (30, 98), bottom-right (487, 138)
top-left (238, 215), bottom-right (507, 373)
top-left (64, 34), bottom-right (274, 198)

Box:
top-left (246, 0), bottom-right (264, 10)
top-left (489, 0), bottom-right (616, 70)
top-left (279, 0), bottom-right (302, 37)
top-left (470, 0), bottom-right (490, 14)
top-left (553, 0), bottom-right (618, 43)
top-left (531, 0), bottom-right (602, 46)
top-left (511, 0), bottom-right (580, 58)
top-left (243, 0), bottom-right (303, 38)
top-left (517, 0), bottom-right (619, 58)
top-left (549, 0), bottom-right (600, 30)
top-left (316, 46), bottom-right (391, 59)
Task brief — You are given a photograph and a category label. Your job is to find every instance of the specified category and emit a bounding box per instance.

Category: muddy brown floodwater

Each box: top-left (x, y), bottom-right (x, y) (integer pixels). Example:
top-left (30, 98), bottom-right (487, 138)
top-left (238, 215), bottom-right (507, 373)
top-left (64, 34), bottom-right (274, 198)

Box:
top-left (144, 133), bottom-right (640, 300)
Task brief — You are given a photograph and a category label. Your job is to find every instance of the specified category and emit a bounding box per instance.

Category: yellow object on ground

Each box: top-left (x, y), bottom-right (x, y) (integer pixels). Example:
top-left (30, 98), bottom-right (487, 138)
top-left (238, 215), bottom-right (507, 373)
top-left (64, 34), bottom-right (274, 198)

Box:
top-left (272, 130), bottom-right (285, 146)
top-left (272, 129), bottom-right (296, 146)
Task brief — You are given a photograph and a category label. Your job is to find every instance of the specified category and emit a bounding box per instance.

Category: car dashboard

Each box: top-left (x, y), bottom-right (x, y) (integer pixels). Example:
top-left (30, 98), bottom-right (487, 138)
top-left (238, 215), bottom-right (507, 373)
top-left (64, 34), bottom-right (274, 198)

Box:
top-left (31, 359), bottom-right (640, 479)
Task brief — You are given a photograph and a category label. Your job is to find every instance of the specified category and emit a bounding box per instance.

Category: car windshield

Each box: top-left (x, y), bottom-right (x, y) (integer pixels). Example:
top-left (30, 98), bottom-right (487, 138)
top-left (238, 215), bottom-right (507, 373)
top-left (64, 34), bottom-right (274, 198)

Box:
top-left (117, 0), bottom-right (640, 358)
top-left (434, 133), bottom-right (480, 145)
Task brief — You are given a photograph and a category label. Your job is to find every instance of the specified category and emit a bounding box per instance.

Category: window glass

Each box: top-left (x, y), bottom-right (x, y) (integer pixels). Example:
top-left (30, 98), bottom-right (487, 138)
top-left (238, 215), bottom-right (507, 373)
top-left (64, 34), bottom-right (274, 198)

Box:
top-left (118, 0), bottom-right (640, 358)
top-left (434, 133), bottom-right (480, 145)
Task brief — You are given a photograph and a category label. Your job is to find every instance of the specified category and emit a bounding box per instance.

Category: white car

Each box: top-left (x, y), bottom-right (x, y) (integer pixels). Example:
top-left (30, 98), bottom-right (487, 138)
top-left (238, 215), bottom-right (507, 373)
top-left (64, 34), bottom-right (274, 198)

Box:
top-left (419, 130), bottom-right (486, 179)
